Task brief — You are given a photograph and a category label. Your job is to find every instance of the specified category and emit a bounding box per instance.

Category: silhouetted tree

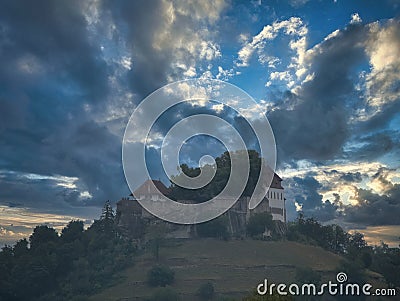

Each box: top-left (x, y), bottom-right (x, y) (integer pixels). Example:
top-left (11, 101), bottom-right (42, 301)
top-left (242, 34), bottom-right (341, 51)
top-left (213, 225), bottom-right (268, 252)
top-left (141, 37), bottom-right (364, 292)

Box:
top-left (61, 220), bottom-right (84, 243)
top-left (29, 225), bottom-right (59, 250)
top-left (169, 150), bottom-right (264, 202)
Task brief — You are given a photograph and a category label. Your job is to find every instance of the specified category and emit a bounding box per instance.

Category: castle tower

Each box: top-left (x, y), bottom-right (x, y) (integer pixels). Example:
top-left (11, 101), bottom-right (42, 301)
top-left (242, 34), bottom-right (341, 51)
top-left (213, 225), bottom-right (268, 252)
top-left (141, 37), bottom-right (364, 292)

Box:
top-left (266, 173), bottom-right (285, 222)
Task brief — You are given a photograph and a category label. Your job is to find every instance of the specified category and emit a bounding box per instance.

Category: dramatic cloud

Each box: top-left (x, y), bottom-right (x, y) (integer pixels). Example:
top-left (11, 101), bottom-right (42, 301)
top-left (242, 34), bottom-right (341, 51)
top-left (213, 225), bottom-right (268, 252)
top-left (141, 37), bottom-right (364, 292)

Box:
top-left (0, 0), bottom-right (228, 216)
top-left (345, 184), bottom-right (400, 225)
top-left (0, 1), bottom-right (399, 245)
top-left (101, 0), bottom-right (226, 98)
top-left (268, 23), bottom-right (370, 162)
top-left (236, 16), bottom-right (308, 88)
top-left (0, 1), bottom-right (129, 216)
top-left (285, 176), bottom-right (342, 222)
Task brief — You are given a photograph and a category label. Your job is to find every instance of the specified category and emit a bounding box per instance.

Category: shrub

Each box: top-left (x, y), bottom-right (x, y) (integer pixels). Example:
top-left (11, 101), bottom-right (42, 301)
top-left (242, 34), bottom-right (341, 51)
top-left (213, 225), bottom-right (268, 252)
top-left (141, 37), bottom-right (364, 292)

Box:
top-left (196, 282), bottom-right (215, 300)
top-left (147, 265), bottom-right (175, 287)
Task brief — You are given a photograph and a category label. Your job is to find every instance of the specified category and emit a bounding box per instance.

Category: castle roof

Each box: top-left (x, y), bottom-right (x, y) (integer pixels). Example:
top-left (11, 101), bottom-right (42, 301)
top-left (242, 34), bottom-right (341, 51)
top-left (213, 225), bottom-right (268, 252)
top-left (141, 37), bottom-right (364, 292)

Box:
top-left (131, 173), bottom-right (282, 199)
top-left (270, 173), bottom-right (283, 189)
top-left (133, 179), bottom-right (169, 197)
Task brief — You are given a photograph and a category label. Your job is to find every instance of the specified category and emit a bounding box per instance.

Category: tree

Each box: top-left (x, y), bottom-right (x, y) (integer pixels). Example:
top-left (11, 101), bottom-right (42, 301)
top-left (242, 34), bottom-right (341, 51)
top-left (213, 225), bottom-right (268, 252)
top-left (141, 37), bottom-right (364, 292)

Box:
top-left (372, 244), bottom-right (400, 287)
top-left (246, 212), bottom-right (273, 238)
top-left (147, 265), bottom-right (175, 287)
top-left (61, 220), bottom-right (84, 243)
top-left (13, 238), bottom-right (29, 257)
top-left (99, 200), bottom-right (116, 234)
top-left (29, 225), bottom-right (59, 250)
top-left (346, 232), bottom-right (368, 262)
top-left (169, 150), bottom-right (264, 202)
top-left (0, 207), bottom-right (135, 301)
top-left (101, 200), bottom-right (115, 220)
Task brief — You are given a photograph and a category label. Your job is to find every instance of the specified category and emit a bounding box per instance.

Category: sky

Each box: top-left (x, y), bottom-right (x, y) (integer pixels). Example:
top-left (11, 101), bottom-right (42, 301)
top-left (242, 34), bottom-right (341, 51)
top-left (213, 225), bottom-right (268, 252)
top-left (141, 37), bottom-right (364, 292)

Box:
top-left (0, 0), bottom-right (399, 246)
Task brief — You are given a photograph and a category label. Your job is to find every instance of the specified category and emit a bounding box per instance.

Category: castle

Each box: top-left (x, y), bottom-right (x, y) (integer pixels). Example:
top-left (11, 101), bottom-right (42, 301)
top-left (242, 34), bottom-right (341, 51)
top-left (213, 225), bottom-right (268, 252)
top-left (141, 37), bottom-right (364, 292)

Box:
top-left (116, 173), bottom-right (286, 239)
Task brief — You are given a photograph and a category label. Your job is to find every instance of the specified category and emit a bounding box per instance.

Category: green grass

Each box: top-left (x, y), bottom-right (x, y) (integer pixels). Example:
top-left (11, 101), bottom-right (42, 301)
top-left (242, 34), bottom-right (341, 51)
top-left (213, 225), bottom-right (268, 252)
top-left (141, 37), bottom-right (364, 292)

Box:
top-left (88, 239), bottom-right (344, 301)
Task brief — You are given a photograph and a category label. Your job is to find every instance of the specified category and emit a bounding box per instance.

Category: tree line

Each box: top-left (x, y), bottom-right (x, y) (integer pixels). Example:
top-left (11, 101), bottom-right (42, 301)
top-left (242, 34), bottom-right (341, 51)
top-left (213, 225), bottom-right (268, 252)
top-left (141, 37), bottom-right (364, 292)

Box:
top-left (0, 201), bottom-right (134, 301)
top-left (1, 202), bottom-right (399, 300)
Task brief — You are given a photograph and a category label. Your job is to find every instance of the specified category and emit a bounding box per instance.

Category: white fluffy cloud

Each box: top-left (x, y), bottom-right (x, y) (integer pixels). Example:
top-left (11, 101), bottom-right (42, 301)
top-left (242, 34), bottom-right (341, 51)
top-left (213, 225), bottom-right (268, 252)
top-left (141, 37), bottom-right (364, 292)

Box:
top-left (236, 17), bottom-right (308, 89)
top-left (236, 17), bottom-right (308, 68)
top-left (280, 160), bottom-right (399, 207)
top-left (152, 0), bottom-right (224, 78)
top-left (350, 13), bottom-right (362, 24)
top-left (364, 19), bottom-right (400, 108)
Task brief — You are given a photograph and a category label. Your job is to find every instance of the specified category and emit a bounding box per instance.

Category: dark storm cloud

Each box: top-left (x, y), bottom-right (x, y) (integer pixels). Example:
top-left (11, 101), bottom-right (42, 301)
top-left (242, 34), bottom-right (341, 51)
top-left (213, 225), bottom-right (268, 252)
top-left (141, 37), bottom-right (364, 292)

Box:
top-left (0, 0), bottom-right (227, 212)
top-left (268, 24), bottom-right (369, 163)
top-left (292, 176), bottom-right (323, 210)
top-left (287, 176), bottom-right (341, 222)
top-left (344, 184), bottom-right (400, 225)
top-left (344, 130), bottom-right (399, 161)
top-left (320, 169), bottom-right (363, 184)
top-left (287, 167), bottom-right (400, 225)
top-left (1, 119), bottom-right (129, 206)
top-left (142, 102), bottom-right (263, 185)
top-left (360, 131), bottom-right (395, 158)
top-left (0, 173), bottom-right (81, 211)
top-left (358, 100), bottom-right (400, 134)
top-left (44, 121), bottom-right (129, 202)
top-left (0, 1), bottom-right (129, 209)
top-left (0, 0), bottom-right (108, 103)
top-left (101, 0), bottom-right (225, 99)
top-left (339, 171), bottom-right (363, 183)
top-left (101, 0), bottom-right (183, 99)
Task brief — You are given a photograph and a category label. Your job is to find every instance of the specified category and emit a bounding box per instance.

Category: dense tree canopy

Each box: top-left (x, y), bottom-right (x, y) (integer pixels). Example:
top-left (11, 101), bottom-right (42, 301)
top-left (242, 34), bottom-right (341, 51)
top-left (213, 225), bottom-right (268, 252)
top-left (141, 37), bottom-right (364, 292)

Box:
top-left (0, 204), bottom-right (135, 301)
top-left (169, 150), bottom-right (263, 202)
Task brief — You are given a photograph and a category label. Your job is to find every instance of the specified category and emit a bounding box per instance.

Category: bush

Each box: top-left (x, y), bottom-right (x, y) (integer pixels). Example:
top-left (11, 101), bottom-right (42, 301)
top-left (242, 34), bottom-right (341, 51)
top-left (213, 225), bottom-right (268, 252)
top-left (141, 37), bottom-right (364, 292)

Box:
top-left (149, 287), bottom-right (179, 301)
top-left (147, 265), bottom-right (175, 287)
top-left (196, 282), bottom-right (215, 300)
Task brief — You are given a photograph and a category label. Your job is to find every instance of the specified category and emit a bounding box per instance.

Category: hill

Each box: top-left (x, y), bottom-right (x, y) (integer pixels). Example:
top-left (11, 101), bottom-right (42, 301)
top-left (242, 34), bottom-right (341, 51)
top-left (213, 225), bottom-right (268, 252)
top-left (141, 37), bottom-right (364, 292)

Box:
top-left (89, 239), bottom-right (346, 300)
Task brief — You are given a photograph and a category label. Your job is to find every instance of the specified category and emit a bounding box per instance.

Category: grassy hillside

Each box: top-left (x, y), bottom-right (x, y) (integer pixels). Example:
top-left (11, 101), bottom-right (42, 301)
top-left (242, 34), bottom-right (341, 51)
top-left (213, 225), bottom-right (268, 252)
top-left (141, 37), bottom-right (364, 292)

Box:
top-left (89, 239), bottom-right (345, 301)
